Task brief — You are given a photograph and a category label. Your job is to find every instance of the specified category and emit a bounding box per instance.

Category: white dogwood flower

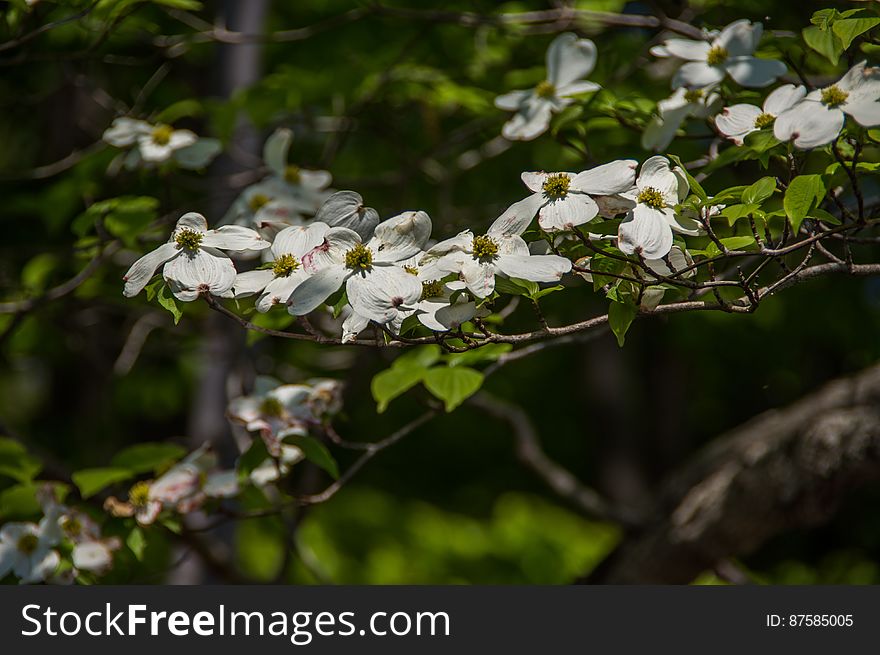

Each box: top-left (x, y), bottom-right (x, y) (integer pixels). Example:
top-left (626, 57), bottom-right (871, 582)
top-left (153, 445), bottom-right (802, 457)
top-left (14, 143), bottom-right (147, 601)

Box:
top-left (716, 83), bottom-right (806, 145)
top-left (419, 197), bottom-right (572, 298)
top-left (103, 117), bottom-right (218, 168)
top-left (774, 61), bottom-right (880, 149)
top-left (495, 32), bottom-right (599, 141)
top-left (0, 521), bottom-right (60, 583)
top-left (651, 20), bottom-right (786, 89)
top-left (250, 445), bottom-right (305, 487)
top-left (519, 160), bottom-right (638, 231)
top-left (289, 211), bottom-right (432, 323)
top-left (314, 190), bottom-right (381, 241)
top-left (233, 222), bottom-right (330, 311)
top-left (122, 212), bottom-right (270, 301)
top-left (642, 85), bottom-right (721, 151)
top-left (617, 156), bottom-right (689, 259)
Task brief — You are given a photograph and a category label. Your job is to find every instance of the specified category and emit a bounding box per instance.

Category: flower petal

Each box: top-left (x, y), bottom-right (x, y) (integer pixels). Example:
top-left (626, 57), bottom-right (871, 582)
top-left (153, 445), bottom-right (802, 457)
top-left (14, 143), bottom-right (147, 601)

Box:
top-left (488, 194), bottom-right (544, 237)
top-left (538, 194), bottom-right (599, 231)
top-left (426, 298), bottom-right (476, 331)
top-left (173, 138), bottom-right (222, 170)
top-left (301, 227), bottom-right (361, 272)
top-left (346, 265), bottom-right (422, 323)
top-left (103, 118), bottom-right (151, 146)
top-left (137, 136), bottom-right (173, 162)
top-left (572, 159), bottom-right (638, 195)
top-left (233, 269), bottom-right (274, 297)
top-left (638, 156), bottom-right (679, 202)
top-left (502, 99), bottom-right (553, 141)
top-left (272, 222), bottom-right (330, 258)
top-left (202, 225), bottom-right (271, 252)
top-left (714, 103), bottom-right (762, 144)
top-left (618, 205), bottom-right (674, 259)
top-left (460, 260), bottom-right (497, 298)
top-left (657, 39), bottom-right (711, 61)
top-left (494, 89), bottom-right (531, 110)
top-left (315, 191), bottom-right (379, 241)
top-left (287, 264), bottom-right (349, 315)
top-left (763, 83), bottom-right (807, 115)
top-left (341, 309), bottom-right (370, 343)
top-left (496, 253), bottom-right (571, 282)
top-left (263, 128), bottom-right (293, 177)
top-left (715, 19), bottom-right (760, 57)
top-left (122, 243), bottom-right (179, 297)
top-left (175, 212), bottom-right (208, 233)
top-left (368, 210), bottom-right (433, 262)
top-left (521, 172), bottom-right (549, 193)
top-left (774, 101), bottom-right (843, 149)
top-left (844, 97), bottom-right (880, 127)
top-left (256, 273), bottom-right (307, 312)
top-left (546, 33), bottom-right (597, 87)
top-left (724, 56), bottom-right (786, 88)
top-left (163, 248), bottom-right (237, 298)
top-left (167, 130), bottom-right (197, 150)
top-left (672, 62), bottom-right (726, 89)
top-left (557, 81), bottom-right (600, 97)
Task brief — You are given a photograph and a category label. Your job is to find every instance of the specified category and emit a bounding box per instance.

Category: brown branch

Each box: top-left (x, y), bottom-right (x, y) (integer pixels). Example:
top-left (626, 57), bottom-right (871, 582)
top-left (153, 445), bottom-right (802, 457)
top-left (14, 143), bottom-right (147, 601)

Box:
top-left (586, 362), bottom-right (880, 584)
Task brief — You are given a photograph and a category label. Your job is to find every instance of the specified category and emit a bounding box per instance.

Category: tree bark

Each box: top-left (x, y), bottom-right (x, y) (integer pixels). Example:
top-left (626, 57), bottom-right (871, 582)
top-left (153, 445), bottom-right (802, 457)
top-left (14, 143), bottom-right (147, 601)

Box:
top-left (586, 363), bottom-right (880, 584)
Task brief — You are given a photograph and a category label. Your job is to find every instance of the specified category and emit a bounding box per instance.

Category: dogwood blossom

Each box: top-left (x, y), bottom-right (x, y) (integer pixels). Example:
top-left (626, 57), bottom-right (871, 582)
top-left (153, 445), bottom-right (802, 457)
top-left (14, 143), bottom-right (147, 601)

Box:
top-left (774, 61), bottom-right (880, 149)
top-left (651, 20), bottom-right (786, 89)
top-left (495, 32), bottom-right (599, 141)
top-left (715, 84), bottom-right (806, 145)
top-left (617, 156), bottom-right (689, 259)
top-left (233, 222), bottom-right (330, 311)
top-left (642, 85), bottom-right (721, 151)
top-left (122, 212), bottom-right (270, 301)
top-left (0, 521), bottom-right (59, 583)
top-left (103, 117), bottom-right (220, 168)
top-left (288, 211), bottom-right (431, 322)
top-left (519, 160), bottom-right (638, 231)
top-left (314, 190), bottom-right (380, 241)
top-left (419, 197), bottom-right (572, 298)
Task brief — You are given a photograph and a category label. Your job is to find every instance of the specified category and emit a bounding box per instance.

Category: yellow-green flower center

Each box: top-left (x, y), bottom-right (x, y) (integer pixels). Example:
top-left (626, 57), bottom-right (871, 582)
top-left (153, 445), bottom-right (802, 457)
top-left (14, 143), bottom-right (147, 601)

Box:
top-left (535, 80), bottom-right (556, 99)
top-left (248, 193), bottom-right (271, 213)
top-left (821, 85), bottom-right (849, 107)
top-left (344, 243), bottom-right (373, 270)
top-left (684, 89), bottom-right (704, 103)
top-left (706, 46), bottom-right (728, 66)
top-left (754, 112), bottom-right (775, 128)
top-left (63, 518), bottom-right (82, 538)
top-left (151, 124), bottom-right (174, 146)
top-left (272, 253), bottom-right (300, 277)
top-left (542, 174), bottom-right (571, 199)
top-left (284, 165), bottom-right (301, 184)
top-left (637, 187), bottom-right (665, 209)
top-left (174, 228), bottom-right (203, 251)
top-left (259, 396), bottom-right (285, 417)
top-left (129, 481), bottom-right (151, 508)
top-left (404, 265), bottom-right (419, 276)
top-left (421, 280), bottom-right (444, 300)
top-left (17, 533), bottom-right (39, 555)
top-left (472, 234), bottom-right (499, 260)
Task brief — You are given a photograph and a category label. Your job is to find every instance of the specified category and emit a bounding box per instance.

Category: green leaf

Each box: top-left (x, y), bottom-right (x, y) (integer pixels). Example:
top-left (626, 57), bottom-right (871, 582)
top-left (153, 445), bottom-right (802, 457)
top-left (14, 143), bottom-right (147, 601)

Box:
top-left (72, 467), bottom-right (135, 499)
top-left (741, 177), bottom-right (777, 206)
top-left (833, 18), bottom-right (880, 49)
top-left (784, 174), bottom-right (827, 233)
top-left (721, 203), bottom-right (760, 227)
top-left (668, 154), bottom-right (707, 202)
top-left (0, 437), bottom-right (42, 483)
top-left (446, 343), bottom-right (512, 367)
top-left (608, 300), bottom-right (637, 347)
top-left (155, 99), bottom-right (203, 123)
top-left (152, 0), bottom-right (203, 9)
top-left (0, 483), bottom-right (41, 519)
top-left (110, 442), bottom-right (186, 474)
top-left (423, 366), bottom-right (484, 412)
top-left (811, 207), bottom-right (842, 225)
top-left (157, 283), bottom-right (183, 325)
top-left (803, 25), bottom-right (843, 64)
top-left (589, 253), bottom-right (626, 291)
top-left (393, 345), bottom-right (442, 370)
top-left (371, 366), bottom-right (426, 413)
top-left (127, 527), bottom-right (147, 561)
top-left (281, 434), bottom-right (339, 479)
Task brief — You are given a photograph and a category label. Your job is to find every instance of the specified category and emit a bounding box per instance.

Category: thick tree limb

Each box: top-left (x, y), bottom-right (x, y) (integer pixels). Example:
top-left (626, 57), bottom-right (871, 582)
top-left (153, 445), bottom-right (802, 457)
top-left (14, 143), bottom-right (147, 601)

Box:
top-left (586, 363), bottom-right (880, 584)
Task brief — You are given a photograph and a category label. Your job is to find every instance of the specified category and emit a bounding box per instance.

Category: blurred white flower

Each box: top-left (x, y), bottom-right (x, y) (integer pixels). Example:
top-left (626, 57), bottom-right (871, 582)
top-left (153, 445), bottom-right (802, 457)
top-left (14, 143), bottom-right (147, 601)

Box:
top-left (103, 117), bottom-right (219, 168)
top-left (0, 521), bottom-right (60, 584)
top-left (642, 85), bottom-right (721, 151)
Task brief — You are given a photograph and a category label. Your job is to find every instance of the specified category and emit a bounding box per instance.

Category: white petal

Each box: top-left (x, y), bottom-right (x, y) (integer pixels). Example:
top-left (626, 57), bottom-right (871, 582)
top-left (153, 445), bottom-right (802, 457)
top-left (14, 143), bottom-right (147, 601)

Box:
top-left (658, 39), bottom-right (711, 61)
top-left (495, 89), bottom-right (530, 110)
top-left (557, 81), bottom-right (601, 97)
top-left (521, 172), bottom-right (550, 193)
top-left (460, 259), bottom-right (497, 298)
top-left (233, 269), bottom-right (274, 297)
top-left (424, 299), bottom-right (476, 331)
top-left (296, 169), bottom-right (332, 191)
top-left (341, 310), bottom-right (370, 343)
top-left (595, 193), bottom-right (636, 218)
top-left (546, 33), bottom-right (597, 87)
top-left (73, 542), bottom-right (112, 573)
top-left (122, 243), bottom-right (179, 297)
top-left (202, 225), bottom-right (270, 252)
top-left (725, 56), bottom-right (786, 88)
top-left (256, 273), bottom-right (306, 312)
top-left (773, 101), bottom-right (843, 149)
top-left (167, 130), bottom-right (197, 150)
top-left (137, 136), bottom-right (173, 162)
top-left (502, 100), bottom-right (553, 141)
top-left (638, 156), bottom-right (678, 201)
top-left (173, 138), bottom-right (222, 169)
top-left (273, 222), bottom-right (330, 258)
top-left (22, 549), bottom-right (59, 583)
top-left (538, 194), bottom-right (598, 231)
top-left (346, 265), bottom-right (422, 323)
top-left (103, 118), bottom-right (151, 146)
top-left (301, 227), bottom-right (360, 272)
top-left (763, 84), bottom-right (807, 115)
top-left (572, 159), bottom-right (638, 195)
top-left (488, 194), bottom-right (544, 237)
top-left (368, 210), bottom-right (433, 262)
top-left (163, 248), bottom-right (237, 297)
top-left (315, 191), bottom-right (379, 241)
top-left (836, 60), bottom-right (880, 99)
top-left (175, 212), bottom-right (208, 233)
top-left (495, 253), bottom-right (571, 282)
top-left (263, 128), bottom-right (293, 177)
top-left (715, 19), bottom-right (759, 57)
top-left (844, 97), bottom-right (880, 127)
top-left (641, 112), bottom-right (686, 151)
top-left (673, 62), bottom-right (726, 89)
top-left (287, 264), bottom-right (349, 315)
top-left (714, 104), bottom-right (763, 144)
top-left (618, 205), bottom-right (674, 259)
